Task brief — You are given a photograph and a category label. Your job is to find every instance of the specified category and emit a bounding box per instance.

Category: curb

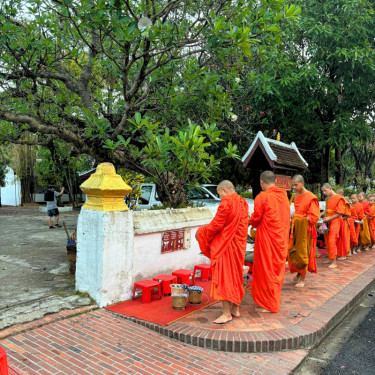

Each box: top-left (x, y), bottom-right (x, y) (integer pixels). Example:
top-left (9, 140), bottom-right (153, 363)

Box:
top-left (0, 305), bottom-right (98, 340)
top-left (110, 264), bottom-right (375, 353)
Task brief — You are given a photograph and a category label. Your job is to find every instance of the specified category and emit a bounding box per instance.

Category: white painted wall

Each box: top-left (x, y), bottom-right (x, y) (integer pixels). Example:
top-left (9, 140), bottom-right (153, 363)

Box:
top-left (0, 167), bottom-right (21, 206)
top-left (76, 206), bottom-right (219, 307)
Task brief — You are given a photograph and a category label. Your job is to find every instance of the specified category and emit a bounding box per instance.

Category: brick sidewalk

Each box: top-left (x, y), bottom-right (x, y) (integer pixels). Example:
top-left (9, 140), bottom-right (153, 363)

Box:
top-left (114, 250), bottom-right (375, 353)
top-left (1, 309), bottom-right (307, 375)
top-left (1, 250), bottom-right (374, 374)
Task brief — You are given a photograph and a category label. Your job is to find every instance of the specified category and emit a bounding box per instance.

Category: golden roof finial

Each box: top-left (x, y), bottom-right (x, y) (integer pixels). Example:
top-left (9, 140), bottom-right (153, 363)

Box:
top-left (277, 132), bottom-right (280, 142)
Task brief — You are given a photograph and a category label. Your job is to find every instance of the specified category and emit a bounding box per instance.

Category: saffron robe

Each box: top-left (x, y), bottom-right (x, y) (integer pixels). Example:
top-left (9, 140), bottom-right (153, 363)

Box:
top-left (348, 206), bottom-right (358, 246)
top-left (360, 201), bottom-right (371, 215)
top-left (369, 204), bottom-right (375, 243)
top-left (197, 193), bottom-right (248, 306)
top-left (337, 201), bottom-right (351, 257)
top-left (288, 192), bottom-right (320, 275)
top-left (359, 201), bottom-right (371, 245)
top-left (249, 186), bottom-right (290, 313)
top-left (352, 203), bottom-right (365, 242)
top-left (324, 195), bottom-right (346, 260)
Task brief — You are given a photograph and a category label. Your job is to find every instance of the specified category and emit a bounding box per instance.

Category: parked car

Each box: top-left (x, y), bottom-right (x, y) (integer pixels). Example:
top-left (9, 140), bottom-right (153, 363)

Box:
top-left (135, 183), bottom-right (221, 210)
top-left (202, 184), bottom-right (219, 198)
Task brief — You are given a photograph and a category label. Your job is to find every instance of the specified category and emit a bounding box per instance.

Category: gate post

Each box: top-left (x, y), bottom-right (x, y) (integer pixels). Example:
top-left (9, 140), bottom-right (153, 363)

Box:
top-left (75, 163), bottom-right (133, 307)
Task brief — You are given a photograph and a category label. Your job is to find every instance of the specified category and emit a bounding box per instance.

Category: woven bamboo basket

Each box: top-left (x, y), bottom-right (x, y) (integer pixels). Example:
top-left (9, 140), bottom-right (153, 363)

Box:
top-left (188, 291), bottom-right (202, 305)
top-left (172, 295), bottom-right (187, 311)
top-left (170, 284), bottom-right (185, 295)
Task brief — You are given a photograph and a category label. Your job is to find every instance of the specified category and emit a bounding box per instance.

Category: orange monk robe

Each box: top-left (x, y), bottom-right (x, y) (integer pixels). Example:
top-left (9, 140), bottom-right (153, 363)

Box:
top-left (288, 192), bottom-right (320, 275)
top-left (351, 203), bottom-right (364, 243)
top-left (337, 201), bottom-right (351, 257)
top-left (324, 195), bottom-right (346, 260)
top-left (348, 206), bottom-right (358, 247)
top-left (358, 201), bottom-right (371, 245)
top-left (196, 193), bottom-right (249, 306)
top-left (360, 201), bottom-right (371, 215)
top-left (249, 186), bottom-right (290, 313)
top-left (369, 204), bottom-right (375, 243)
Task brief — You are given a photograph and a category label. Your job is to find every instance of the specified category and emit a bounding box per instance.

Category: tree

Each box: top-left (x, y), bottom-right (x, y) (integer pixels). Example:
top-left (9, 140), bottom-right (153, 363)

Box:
top-left (243, 0), bottom-right (375, 186)
top-left (0, 0), bottom-right (300, 206)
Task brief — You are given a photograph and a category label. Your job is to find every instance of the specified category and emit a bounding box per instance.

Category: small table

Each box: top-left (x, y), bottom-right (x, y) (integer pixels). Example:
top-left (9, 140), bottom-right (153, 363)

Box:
top-left (172, 269), bottom-right (195, 286)
top-left (152, 274), bottom-right (177, 295)
top-left (193, 264), bottom-right (211, 281)
top-left (132, 280), bottom-right (162, 303)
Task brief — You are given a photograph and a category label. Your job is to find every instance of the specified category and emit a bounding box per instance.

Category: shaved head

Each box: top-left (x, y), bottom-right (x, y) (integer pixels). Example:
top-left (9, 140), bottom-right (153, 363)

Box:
top-left (217, 180), bottom-right (235, 191)
top-left (358, 192), bottom-right (365, 197)
top-left (216, 180), bottom-right (235, 200)
top-left (291, 174), bottom-right (304, 183)
top-left (260, 171), bottom-right (275, 184)
top-left (322, 183), bottom-right (331, 189)
top-left (336, 189), bottom-right (344, 196)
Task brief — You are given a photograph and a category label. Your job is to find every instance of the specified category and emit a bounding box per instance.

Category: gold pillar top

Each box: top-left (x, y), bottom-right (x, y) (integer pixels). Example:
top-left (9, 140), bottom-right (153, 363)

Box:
top-left (80, 162), bottom-right (132, 211)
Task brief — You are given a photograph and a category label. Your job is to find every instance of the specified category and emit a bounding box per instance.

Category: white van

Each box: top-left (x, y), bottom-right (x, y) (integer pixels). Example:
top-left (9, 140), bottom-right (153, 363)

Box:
top-left (136, 184), bottom-right (221, 210)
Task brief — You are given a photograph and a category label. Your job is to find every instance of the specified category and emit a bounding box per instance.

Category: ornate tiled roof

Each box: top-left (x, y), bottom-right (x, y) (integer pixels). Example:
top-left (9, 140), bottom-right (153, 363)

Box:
top-left (242, 131), bottom-right (308, 171)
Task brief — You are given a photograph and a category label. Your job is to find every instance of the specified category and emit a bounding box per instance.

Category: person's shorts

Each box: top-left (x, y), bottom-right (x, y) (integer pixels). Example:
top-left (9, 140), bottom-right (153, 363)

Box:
top-left (47, 208), bottom-right (59, 217)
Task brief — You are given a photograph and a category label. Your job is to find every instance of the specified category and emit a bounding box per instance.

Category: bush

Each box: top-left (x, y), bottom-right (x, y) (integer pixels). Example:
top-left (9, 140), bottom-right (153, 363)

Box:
top-left (239, 191), bottom-right (253, 199)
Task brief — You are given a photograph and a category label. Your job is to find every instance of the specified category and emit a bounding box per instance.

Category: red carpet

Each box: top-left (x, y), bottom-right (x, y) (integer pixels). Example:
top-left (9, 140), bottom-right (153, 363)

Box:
top-left (106, 280), bottom-right (217, 326)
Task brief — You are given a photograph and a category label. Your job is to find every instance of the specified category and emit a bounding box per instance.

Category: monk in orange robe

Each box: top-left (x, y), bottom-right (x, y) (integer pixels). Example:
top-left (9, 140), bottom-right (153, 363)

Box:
top-left (196, 180), bottom-right (248, 324)
top-left (336, 190), bottom-right (351, 259)
top-left (249, 171), bottom-right (290, 313)
top-left (368, 194), bottom-right (375, 249)
top-left (351, 194), bottom-right (365, 254)
top-left (288, 175), bottom-right (320, 288)
top-left (344, 196), bottom-right (357, 256)
top-left (358, 192), bottom-right (371, 250)
top-left (321, 183), bottom-right (346, 269)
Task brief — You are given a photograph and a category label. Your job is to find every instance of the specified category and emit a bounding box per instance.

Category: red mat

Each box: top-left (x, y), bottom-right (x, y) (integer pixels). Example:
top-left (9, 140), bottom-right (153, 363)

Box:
top-left (106, 280), bottom-right (218, 326)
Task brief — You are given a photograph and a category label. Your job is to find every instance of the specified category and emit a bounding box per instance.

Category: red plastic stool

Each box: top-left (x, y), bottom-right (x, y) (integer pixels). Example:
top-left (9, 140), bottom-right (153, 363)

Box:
top-left (0, 346), bottom-right (8, 375)
top-left (152, 275), bottom-right (177, 295)
top-left (193, 264), bottom-right (211, 281)
top-left (172, 269), bottom-right (195, 286)
top-left (132, 280), bottom-right (162, 303)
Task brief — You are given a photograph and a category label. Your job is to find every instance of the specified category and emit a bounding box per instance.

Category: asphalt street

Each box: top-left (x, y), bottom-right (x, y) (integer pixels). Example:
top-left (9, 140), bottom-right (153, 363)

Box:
top-left (295, 292), bottom-right (375, 375)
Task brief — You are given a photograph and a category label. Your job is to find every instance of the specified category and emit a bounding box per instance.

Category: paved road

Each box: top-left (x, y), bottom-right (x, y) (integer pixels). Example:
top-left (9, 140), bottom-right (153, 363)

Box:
top-left (0, 206), bottom-right (91, 329)
top-left (294, 292), bottom-right (375, 375)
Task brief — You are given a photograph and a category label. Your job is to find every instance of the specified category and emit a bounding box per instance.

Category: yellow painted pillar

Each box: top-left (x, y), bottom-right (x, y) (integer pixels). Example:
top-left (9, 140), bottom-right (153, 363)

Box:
top-left (80, 162), bottom-right (132, 211)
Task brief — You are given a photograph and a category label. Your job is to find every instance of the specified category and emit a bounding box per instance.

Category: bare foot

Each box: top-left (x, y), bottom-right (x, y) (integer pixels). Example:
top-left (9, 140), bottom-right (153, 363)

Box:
top-left (353, 250), bottom-right (357, 254)
top-left (295, 281), bottom-right (305, 288)
top-left (255, 306), bottom-right (272, 313)
top-left (328, 263), bottom-right (337, 269)
top-left (364, 246), bottom-right (370, 251)
top-left (337, 256), bottom-right (346, 261)
top-left (347, 252), bottom-right (352, 257)
top-left (293, 274), bottom-right (301, 282)
top-left (213, 314), bottom-right (232, 324)
top-left (357, 248), bottom-right (361, 253)
top-left (231, 306), bottom-right (240, 318)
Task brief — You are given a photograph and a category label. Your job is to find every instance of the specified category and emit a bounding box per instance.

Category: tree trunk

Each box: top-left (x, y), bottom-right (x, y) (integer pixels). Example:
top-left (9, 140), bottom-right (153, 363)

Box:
top-left (155, 172), bottom-right (188, 208)
top-left (334, 147), bottom-right (343, 186)
top-left (320, 147), bottom-right (330, 199)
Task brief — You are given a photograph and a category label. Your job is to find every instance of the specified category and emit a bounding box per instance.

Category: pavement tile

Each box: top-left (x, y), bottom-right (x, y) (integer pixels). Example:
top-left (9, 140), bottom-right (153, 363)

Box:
top-left (1, 250), bottom-right (375, 374)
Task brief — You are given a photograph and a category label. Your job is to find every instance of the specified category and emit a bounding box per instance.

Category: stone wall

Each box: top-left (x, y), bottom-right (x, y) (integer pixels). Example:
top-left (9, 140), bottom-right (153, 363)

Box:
top-left (76, 206), bottom-right (217, 307)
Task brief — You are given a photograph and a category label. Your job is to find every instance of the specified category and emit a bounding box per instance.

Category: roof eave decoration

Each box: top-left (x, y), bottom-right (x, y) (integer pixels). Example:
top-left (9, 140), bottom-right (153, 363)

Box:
top-left (290, 142), bottom-right (309, 167)
top-left (241, 131), bottom-right (277, 163)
